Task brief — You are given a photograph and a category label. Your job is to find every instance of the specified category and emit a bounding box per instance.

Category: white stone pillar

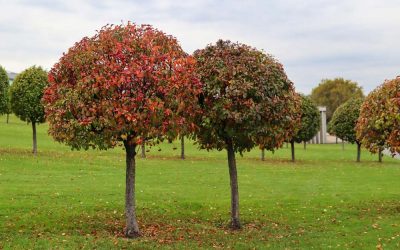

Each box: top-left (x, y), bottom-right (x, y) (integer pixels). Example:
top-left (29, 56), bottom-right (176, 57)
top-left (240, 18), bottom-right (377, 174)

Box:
top-left (318, 106), bottom-right (327, 144)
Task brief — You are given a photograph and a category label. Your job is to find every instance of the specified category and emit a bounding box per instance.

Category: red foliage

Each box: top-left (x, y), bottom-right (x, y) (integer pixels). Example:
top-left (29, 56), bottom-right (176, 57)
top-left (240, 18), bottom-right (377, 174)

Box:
top-left (193, 40), bottom-right (301, 153)
top-left (43, 23), bottom-right (202, 149)
top-left (356, 76), bottom-right (400, 155)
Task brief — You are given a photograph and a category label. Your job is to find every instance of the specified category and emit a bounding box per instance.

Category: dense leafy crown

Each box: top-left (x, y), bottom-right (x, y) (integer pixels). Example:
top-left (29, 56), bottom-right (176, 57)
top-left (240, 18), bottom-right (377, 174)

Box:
top-left (292, 95), bottom-right (320, 143)
top-left (329, 97), bottom-right (363, 144)
top-left (0, 65), bottom-right (9, 115)
top-left (356, 77), bottom-right (400, 155)
top-left (10, 66), bottom-right (47, 123)
top-left (43, 23), bottom-right (202, 150)
top-left (193, 40), bottom-right (301, 153)
top-left (310, 78), bottom-right (364, 121)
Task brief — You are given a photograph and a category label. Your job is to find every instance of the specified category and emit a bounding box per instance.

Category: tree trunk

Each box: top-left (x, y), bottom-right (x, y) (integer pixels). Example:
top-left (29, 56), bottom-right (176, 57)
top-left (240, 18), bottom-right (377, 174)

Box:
top-left (261, 148), bottom-right (265, 161)
top-left (378, 148), bottom-right (383, 163)
top-left (226, 138), bottom-right (241, 229)
top-left (180, 136), bottom-right (185, 160)
top-left (123, 141), bottom-right (140, 238)
top-left (356, 142), bottom-right (361, 162)
top-left (6, 113), bottom-right (9, 123)
top-left (291, 140), bottom-right (295, 162)
top-left (32, 122), bottom-right (37, 156)
top-left (141, 141), bottom-right (146, 158)
top-left (303, 141), bottom-right (306, 150)
top-left (336, 137), bottom-right (338, 144)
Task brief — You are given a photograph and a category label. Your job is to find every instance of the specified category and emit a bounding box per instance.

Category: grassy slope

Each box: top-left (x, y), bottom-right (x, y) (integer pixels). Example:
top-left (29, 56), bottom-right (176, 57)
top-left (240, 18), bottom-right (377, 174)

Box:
top-left (0, 115), bottom-right (399, 249)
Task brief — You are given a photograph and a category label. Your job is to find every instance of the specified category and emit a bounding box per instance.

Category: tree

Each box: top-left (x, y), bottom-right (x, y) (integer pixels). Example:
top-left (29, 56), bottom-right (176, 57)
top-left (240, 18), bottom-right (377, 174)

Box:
top-left (260, 147), bottom-right (265, 161)
top-left (310, 78), bottom-right (364, 121)
top-left (193, 40), bottom-right (300, 229)
top-left (141, 141), bottom-right (146, 158)
top-left (180, 135), bottom-right (185, 159)
top-left (43, 23), bottom-right (201, 238)
top-left (0, 66), bottom-right (9, 117)
top-left (6, 87), bottom-right (12, 123)
top-left (329, 98), bottom-right (363, 162)
top-left (356, 77), bottom-right (400, 162)
top-left (290, 95), bottom-right (320, 161)
top-left (10, 66), bottom-right (48, 155)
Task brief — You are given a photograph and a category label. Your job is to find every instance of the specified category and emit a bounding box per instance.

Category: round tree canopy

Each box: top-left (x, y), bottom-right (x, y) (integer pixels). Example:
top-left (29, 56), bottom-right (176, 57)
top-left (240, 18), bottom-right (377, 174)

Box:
top-left (292, 95), bottom-right (320, 143)
top-left (43, 23), bottom-right (202, 150)
top-left (329, 97), bottom-right (363, 144)
top-left (356, 77), bottom-right (400, 155)
top-left (10, 66), bottom-right (47, 123)
top-left (193, 40), bottom-right (301, 153)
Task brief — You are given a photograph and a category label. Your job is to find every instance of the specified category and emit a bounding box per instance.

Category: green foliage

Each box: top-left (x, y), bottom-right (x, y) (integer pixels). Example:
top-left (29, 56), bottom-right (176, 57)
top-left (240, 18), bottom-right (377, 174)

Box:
top-left (292, 95), bottom-right (320, 143)
top-left (356, 77), bottom-right (400, 155)
top-left (193, 40), bottom-right (301, 153)
top-left (329, 98), bottom-right (363, 144)
top-left (10, 66), bottom-right (48, 123)
top-left (0, 65), bottom-right (9, 115)
top-left (310, 78), bottom-right (364, 121)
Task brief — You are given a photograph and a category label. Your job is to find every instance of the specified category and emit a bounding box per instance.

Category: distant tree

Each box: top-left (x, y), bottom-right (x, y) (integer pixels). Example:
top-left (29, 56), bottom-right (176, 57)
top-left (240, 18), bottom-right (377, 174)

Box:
top-left (310, 78), bottom-right (364, 121)
top-left (10, 66), bottom-right (48, 155)
top-left (43, 23), bottom-right (201, 238)
top-left (356, 77), bottom-right (400, 162)
top-left (193, 40), bottom-right (300, 229)
top-left (290, 95), bottom-right (320, 161)
top-left (0, 66), bottom-right (9, 117)
top-left (329, 98), bottom-right (363, 162)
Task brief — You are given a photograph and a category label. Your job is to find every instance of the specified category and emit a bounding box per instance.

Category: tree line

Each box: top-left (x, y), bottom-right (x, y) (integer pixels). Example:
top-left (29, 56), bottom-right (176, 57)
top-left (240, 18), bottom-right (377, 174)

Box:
top-left (0, 23), bottom-right (399, 238)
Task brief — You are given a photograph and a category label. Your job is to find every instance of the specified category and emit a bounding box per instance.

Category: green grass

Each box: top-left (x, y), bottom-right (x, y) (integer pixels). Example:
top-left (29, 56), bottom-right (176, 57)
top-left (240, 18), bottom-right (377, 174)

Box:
top-left (0, 115), bottom-right (399, 249)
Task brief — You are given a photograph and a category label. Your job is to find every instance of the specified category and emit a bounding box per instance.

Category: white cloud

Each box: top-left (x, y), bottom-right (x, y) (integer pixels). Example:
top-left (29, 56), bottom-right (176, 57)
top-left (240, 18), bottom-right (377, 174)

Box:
top-left (0, 0), bottom-right (399, 94)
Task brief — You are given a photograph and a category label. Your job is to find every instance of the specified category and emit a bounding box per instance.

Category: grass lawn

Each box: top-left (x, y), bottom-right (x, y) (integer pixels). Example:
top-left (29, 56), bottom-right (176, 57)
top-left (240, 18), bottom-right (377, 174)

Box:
top-left (0, 115), bottom-right (399, 249)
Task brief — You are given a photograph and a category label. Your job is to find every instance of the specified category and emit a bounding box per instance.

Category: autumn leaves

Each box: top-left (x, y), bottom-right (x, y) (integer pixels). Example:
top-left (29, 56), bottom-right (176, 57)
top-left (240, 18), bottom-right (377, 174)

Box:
top-left (42, 23), bottom-right (305, 238)
top-left (356, 77), bottom-right (400, 159)
top-left (41, 22), bottom-right (400, 239)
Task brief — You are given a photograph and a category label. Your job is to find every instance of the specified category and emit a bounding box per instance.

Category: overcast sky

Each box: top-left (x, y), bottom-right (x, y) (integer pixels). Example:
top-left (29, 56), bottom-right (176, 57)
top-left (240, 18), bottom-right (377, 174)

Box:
top-left (0, 0), bottom-right (399, 94)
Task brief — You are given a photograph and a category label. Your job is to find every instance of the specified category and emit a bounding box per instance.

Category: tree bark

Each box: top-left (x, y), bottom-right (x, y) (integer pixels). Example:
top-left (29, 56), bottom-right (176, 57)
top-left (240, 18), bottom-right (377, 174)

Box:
top-left (123, 141), bottom-right (140, 238)
top-left (141, 141), bottom-right (146, 158)
top-left (226, 138), bottom-right (241, 229)
top-left (356, 142), bottom-right (361, 162)
top-left (303, 141), bottom-right (306, 150)
top-left (180, 136), bottom-right (185, 160)
top-left (290, 140), bottom-right (295, 162)
top-left (32, 122), bottom-right (37, 156)
top-left (261, 148), bottom-right (265, 161)
top-left (6, 113), bottom-right (9, 124)
top-left (378, 148), bottom-right (383, 163)
top-left (336, 137), bottom-right (338, 144)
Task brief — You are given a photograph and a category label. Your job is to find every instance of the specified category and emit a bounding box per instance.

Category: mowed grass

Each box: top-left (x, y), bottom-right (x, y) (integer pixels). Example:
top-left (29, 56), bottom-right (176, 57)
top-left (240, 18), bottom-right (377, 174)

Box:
top-left (0, 115), bottom-right (399, 249)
